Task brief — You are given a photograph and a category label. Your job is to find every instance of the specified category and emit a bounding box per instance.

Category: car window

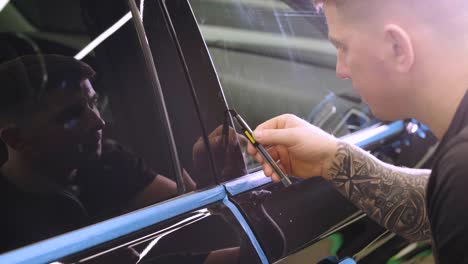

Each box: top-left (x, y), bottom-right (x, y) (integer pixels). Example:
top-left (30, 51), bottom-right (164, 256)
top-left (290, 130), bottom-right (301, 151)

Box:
top-left (0, 0), bottom-right (211, 253)
top-left (189, 0), bottom-right (376, 171)
top-left (150, 0), bottom-right (251, 184)
top-left (13, 0), bottom-right (87, 33)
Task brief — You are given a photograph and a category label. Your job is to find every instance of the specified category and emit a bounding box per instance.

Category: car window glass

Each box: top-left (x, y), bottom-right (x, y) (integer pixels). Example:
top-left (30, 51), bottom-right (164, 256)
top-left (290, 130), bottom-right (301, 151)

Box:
top-left (13, 0), bottom-right (87, 33)
top-left (154, 0), bottom-right (250, 184)
top-left (189, 0), bottom-right (376, 172)
top-left (0, 0), bottom-right (207, 253)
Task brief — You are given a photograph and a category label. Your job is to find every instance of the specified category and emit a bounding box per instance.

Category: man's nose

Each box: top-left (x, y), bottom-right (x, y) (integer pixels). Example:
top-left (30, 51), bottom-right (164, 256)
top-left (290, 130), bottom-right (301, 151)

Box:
top-left (87, 107), bottom-right (106, 131)
top-left (336, 55), bottom-right (351, 80)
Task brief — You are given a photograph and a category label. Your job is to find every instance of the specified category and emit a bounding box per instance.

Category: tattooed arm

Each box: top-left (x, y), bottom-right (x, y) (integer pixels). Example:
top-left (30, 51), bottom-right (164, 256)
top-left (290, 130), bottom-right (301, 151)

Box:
top-left (248, 114), bottom-right (432, 242)
top-left (324, 142), bottom-right (432, 242)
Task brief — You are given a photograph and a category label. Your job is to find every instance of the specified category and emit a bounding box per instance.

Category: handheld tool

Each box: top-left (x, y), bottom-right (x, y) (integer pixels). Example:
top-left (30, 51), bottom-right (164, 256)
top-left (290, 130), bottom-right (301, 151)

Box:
top-left (228, 109), bottom-right (292, 187)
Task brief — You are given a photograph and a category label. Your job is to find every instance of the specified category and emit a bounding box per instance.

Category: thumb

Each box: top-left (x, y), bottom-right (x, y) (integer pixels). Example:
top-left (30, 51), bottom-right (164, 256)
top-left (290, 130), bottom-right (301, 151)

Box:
top-left (253, 128), bottom-right (297, 147)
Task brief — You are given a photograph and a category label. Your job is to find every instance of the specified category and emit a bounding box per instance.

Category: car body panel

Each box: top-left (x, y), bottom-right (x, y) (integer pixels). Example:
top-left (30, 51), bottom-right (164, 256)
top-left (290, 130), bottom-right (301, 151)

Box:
top-left (0, 186), bottom-right (226, 263)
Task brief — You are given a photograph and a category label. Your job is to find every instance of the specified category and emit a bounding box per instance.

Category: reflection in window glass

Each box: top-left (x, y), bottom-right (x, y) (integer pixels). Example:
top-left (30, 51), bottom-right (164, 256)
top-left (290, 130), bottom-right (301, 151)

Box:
top-left (0, 0), bottom-right (203, 253)
top-left (190, 0), bottom-right (376, 171)
top-left (13, 0), bottom-right (88, 33)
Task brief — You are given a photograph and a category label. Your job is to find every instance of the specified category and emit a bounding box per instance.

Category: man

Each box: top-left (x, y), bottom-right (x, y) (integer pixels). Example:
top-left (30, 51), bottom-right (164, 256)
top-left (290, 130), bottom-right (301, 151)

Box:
top-left (0, 55), bottom-right (196, 252)
top-left (248, 0), bottom-right (468, 262)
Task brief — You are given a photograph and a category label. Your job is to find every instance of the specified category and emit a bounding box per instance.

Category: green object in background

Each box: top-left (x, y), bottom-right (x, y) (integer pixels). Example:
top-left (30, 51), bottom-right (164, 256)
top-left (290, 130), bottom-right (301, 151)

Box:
top-left (329, 233), bottom-right (344, 255)
top-left (386, 246), bottom-right (433, 264)
top-left (387, 257), bottom-right (401, 264)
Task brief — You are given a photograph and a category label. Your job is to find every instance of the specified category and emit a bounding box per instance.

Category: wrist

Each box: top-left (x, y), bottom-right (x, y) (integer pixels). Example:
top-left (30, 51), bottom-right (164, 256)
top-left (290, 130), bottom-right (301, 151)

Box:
top-left (321, 140), bottom-right (341, 181)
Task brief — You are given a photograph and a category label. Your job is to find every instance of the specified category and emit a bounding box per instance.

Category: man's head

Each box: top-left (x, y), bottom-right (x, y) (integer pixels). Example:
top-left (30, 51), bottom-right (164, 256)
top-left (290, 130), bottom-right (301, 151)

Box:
top-left (314, 0), bottom-right (468, 121)
top-left (0, 55), bottom-right (105, 173)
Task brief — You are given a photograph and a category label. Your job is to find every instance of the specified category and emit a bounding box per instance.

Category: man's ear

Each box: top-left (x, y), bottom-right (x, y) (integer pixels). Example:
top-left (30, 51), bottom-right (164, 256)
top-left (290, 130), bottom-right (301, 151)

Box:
top-left (0, 126), bottom-right (24, 151)
top-left (384, 24), bottom-right (415, 73)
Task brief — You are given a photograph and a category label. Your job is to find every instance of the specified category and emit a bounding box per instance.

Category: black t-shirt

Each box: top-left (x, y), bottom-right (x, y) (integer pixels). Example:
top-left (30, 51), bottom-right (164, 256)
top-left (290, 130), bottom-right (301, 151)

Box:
top-left (427, 91), bottom-right (468, 263)
top-left (0, 140), bottom-right (156, 253)
top-left (76, 139), bottom-right (157, 221)
top-left (0, 175), bottom-right (90, 253)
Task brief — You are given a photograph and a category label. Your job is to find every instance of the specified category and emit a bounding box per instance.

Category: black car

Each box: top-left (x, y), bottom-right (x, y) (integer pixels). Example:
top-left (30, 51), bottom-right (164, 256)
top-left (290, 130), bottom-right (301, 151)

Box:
top-left (0, 0), bottom-right (437, 263)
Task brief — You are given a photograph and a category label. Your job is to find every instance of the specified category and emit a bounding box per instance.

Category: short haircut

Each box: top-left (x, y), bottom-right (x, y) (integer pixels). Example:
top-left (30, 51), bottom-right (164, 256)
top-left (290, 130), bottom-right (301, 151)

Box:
top-left (313, 0), bottom-right (326, 7)
top-left (312, 0), bottom-right (337, 9)
top-left (0, 54), bottom-right (95, 125)
top-left (312, 0), bottom-right (468, 35)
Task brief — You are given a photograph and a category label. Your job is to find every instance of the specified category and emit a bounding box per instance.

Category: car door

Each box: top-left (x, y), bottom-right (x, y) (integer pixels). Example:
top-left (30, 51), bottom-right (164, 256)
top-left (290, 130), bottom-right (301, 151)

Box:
top-left (163, 0), bottom-right (438, 263)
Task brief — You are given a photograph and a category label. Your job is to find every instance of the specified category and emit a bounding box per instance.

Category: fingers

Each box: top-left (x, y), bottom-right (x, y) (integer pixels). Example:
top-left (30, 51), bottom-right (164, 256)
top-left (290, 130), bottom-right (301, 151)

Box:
top-left (208, 125), bottom-right (224, 137)
top-left (250, 144), bottom-right (290, 183)
top-left (254, 151), bottom-right (264, 164)
top-left (246, 114), bottom-right (302, 154)
top-left (208, 125), bottom-right (242, 149)
top-left (262, 162), bottom-right (283, 183)
top-left (247, 141), bottom-right (257, 156)
top-left (212, 114), bottom-right (304, 155)
top-left (255, 114), bottom-right (291, 130)
top-left (236, 131), bottom-right (248, 147)
top-left (266, 145), bottom-right (280, 161)
top-left (253, 128), bottom-right (296, 147)
top-left (208, 125), bottom-right (239, 142)
top-left (255, 114), bottom-right (304, 131)
top-left (249, 144), bottom-right (286, 166)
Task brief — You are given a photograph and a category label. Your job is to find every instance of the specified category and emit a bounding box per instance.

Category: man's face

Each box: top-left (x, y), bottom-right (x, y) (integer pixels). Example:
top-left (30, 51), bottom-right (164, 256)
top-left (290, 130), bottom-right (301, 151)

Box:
top-left (324, 3), bottom-right (404, 120)
top-left (21, 79), bottom-right (105, 170)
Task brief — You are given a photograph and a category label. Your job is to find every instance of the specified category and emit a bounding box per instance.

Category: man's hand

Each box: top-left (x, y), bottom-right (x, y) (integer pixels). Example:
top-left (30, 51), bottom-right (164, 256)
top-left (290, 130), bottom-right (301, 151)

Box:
top-left (248, 114), bottom-right (432, 242)
top-left (193, 125), bottom-right (247, 182)
top-left (247, 114), bottom-right (338, 181)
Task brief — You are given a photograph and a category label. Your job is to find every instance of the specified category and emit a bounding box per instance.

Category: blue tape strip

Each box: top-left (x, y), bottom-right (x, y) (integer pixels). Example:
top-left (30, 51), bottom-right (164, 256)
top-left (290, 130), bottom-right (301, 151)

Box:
top-left (0, 186), bottom-right (226, 264)
top-left (339, 258), bottom-right (356, 264)
top-left (225, 170), bottom-right (272, 196)
top-left (223, 197), bottom-right (269, 264)
top-left (342, 121), bottom-right (404, 148)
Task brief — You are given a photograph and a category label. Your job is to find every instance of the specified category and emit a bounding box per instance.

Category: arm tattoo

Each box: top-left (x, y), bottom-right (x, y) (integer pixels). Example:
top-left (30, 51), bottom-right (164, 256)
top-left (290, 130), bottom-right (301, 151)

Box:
top-left (327, 142), bottom-right (432, 242)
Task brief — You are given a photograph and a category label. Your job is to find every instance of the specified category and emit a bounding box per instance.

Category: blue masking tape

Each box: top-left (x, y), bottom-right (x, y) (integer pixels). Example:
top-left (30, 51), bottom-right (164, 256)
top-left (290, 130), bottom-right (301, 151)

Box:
top-left (0, 186), bottom-right (226, 264)
top-left (225, 170), bottom-right (272, 196)
top-left (339, 258), bottom-right (356, 264)
top-left (342, 121), bottom-right (404, 148)
top-left (223, 197), bottom-right (269, 264)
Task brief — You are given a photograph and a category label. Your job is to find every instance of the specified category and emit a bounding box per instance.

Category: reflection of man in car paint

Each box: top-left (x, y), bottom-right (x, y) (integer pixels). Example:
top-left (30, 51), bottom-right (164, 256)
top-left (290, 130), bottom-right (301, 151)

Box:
top-left (0, 55), bottom-right (197, 252)
top-left (249, 0), bottom-right (468, 262)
